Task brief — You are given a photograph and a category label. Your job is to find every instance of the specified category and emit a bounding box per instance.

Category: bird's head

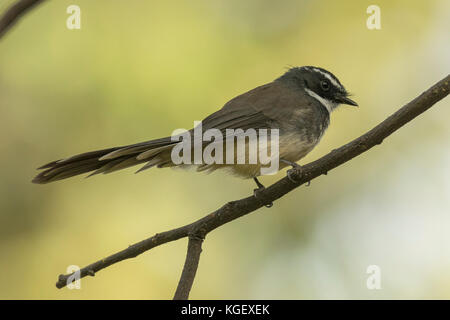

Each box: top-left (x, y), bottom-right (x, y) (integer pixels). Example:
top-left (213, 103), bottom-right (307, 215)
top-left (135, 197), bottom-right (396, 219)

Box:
top-left (278, 66), bottom-right (358, 113)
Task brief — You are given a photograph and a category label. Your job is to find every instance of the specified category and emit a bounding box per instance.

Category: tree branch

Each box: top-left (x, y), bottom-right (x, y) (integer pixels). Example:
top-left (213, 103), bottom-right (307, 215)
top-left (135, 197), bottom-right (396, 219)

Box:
top-left (173, 234), bottom-right (204, 300)
top-left (55, 75), bottom-right (449, 298)
top-left (0, 0), bottom-right (46, 40)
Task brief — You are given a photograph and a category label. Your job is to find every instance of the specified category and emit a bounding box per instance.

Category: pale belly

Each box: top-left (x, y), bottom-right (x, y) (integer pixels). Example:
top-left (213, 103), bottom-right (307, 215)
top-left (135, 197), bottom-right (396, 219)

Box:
top-left (194, 131), bottom-right (320, 178)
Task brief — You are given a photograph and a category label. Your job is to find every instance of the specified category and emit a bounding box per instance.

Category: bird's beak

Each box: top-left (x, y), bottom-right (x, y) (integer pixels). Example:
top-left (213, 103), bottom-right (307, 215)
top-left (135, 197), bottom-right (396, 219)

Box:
top-left (336, 95), bottom-right (358, 107)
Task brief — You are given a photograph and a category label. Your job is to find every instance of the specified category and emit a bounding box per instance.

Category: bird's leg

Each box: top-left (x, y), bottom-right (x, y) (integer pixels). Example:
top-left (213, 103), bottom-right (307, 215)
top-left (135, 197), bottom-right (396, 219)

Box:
top-left (253, 177), bottom-right (273, 208)
top-left (280, 159), bottom-right (307, 185)
top-left (253, 177), bottom-right (265, 189)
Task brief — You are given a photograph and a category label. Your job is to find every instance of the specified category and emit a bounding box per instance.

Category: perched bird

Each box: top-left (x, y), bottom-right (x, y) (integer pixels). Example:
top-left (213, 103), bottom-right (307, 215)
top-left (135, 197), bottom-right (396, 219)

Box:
top-left (32, 66), bottom-right (357, 193)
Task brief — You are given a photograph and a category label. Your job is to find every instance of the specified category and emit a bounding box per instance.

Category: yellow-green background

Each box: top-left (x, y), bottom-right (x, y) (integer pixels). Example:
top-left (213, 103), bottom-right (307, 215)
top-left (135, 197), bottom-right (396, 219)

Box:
top-left (0, 0), bottom-right (449, 299)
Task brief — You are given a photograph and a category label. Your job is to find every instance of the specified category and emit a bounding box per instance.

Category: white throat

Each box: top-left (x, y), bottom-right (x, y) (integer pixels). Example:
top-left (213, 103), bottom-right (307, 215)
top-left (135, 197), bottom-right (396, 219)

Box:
top-left (304, 88), bottom-right (337, 114)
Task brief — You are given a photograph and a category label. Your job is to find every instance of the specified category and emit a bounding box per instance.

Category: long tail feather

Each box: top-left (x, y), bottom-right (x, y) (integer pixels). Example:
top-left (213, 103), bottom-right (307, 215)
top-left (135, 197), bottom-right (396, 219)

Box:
top-left (32, 137), bottom-right (176, 184)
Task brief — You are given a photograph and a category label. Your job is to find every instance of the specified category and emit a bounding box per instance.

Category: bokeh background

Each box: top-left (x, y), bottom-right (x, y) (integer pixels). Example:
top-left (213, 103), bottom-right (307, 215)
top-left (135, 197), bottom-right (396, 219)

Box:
top-left (0, 0), bottom-right (449, 299)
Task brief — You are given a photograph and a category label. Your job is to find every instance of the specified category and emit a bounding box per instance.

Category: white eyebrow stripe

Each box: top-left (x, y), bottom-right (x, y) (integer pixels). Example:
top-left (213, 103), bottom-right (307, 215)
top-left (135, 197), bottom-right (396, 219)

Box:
top-left (312, 68), bottom-right (342, 90)
top-left (304, 88), bottom-right (337, 114)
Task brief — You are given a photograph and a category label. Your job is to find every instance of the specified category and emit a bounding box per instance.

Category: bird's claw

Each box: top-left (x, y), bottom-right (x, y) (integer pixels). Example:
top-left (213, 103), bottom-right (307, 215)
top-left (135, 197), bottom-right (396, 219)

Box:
top-left (281, 159), bottom-right (303, 184)
top-left (253, 177), bottom-right (273, 208)
top-left (286, 169), bottom-right (298, 184)
top-left (253, 187), bottom-right (273, 208)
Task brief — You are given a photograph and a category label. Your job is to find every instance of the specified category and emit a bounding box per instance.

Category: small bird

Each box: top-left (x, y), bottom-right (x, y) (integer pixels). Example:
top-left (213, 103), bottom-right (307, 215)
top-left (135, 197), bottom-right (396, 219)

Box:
top-left (32, 66), bottom-right (357, 192)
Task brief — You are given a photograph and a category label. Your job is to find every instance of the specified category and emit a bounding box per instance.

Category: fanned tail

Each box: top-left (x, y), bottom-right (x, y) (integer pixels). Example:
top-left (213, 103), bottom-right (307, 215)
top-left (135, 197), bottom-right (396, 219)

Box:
top-left (32, 137), bottom-right (176, 184)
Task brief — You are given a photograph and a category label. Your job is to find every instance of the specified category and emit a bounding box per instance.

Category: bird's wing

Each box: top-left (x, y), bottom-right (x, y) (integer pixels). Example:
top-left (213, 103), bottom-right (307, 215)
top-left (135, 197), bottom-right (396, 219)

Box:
top-left (201, 82), bottom-right (289, 132)
top-left (201, 108), bottom-right (274, 133)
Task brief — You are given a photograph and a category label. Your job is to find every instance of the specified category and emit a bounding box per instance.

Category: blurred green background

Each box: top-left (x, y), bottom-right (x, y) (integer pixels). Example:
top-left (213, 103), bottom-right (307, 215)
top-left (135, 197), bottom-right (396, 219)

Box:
top-left (0, 0), bottom-right (449, 299)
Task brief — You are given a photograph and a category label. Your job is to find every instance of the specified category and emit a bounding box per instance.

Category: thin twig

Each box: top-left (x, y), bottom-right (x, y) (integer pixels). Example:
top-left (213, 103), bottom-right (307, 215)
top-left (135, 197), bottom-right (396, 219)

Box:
top-left (55, 75), bottom-right (449, 298)
top-left (0, 0), bottom-right (46, 40)
top-left (173, 234), bottom-right (204, 300)
top-left (56, 224), bottom-right (192, 288)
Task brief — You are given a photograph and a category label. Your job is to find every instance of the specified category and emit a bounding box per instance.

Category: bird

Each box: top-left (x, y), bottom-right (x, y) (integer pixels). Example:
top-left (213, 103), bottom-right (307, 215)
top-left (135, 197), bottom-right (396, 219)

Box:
top-left (32, 66), bottom-right (357, 196)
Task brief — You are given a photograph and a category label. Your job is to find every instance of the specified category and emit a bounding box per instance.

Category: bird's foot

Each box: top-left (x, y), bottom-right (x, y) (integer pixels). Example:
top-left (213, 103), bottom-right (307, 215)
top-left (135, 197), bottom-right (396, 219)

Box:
top-left (253, 177), bottom-right (273, 208)
top-left (280, 159), bottom-right (305, 184)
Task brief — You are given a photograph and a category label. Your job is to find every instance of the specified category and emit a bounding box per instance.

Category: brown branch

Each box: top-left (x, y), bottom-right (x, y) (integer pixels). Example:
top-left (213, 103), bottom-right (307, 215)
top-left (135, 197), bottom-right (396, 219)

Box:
top-left (55, 75), bottom-right (449, 298)
top-left (173, 234), bottom-right (204, 300)
top-left (0, 0), bottom-right (46, 40)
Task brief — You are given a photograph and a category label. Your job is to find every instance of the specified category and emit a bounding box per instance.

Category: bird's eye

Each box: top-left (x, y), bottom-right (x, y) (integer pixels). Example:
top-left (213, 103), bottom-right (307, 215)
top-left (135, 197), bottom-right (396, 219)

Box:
top-left (320, 80), bottom-right (330, 91)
